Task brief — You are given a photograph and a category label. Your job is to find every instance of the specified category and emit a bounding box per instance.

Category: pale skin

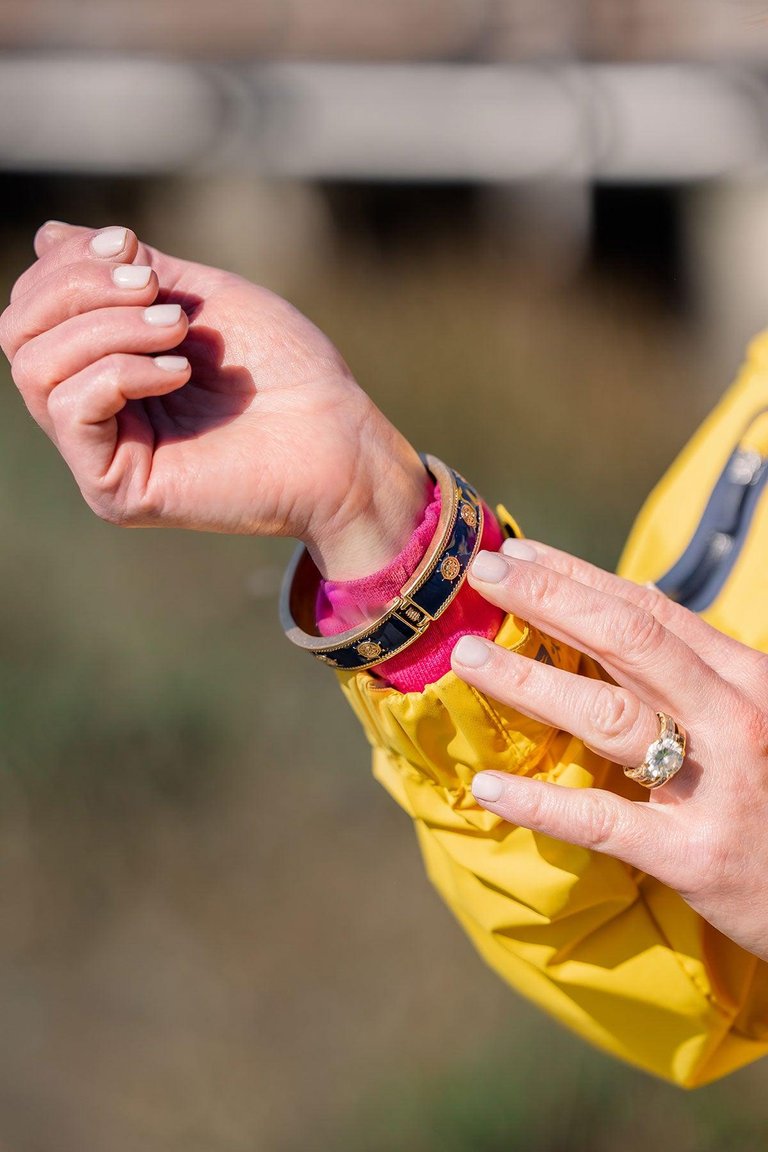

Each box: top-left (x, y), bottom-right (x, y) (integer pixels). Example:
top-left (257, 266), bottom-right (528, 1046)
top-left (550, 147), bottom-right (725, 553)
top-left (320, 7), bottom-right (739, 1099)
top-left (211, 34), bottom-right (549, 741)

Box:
top-left (3, 222), bottom-right (768, 963)
top-left (453, 540), bottom-right (768, 963)
top-left (0, 221), bottom-right (429, 580)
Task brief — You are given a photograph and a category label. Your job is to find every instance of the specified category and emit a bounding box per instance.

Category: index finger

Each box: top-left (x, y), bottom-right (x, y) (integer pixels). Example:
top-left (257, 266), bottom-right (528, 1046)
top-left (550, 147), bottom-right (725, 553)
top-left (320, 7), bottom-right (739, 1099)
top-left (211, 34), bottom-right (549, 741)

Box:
top-left (466, 549), bottom-right (728, 727)
top-left (10, 222), bottom-right (139, 305)
top-left (506, 539), bottom-right (765, 700)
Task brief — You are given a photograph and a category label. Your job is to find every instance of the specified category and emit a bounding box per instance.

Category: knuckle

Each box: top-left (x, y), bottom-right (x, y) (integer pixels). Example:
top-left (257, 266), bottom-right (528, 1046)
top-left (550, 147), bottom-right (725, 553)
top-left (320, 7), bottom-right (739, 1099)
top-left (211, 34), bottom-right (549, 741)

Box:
top-left (9, 269), bottom-right (33, 303)
top-left (46, 385), bottom-right (69, 422)
top-left (84, 495), bottom-right (125, 526)
top-left (633, 582), bottom-right (670, 620)
top-left (524, 566), bottom-right (560, 615)
top-left (579, 796), bottom-right (617, 851)
top-left (97, 351), bottom-right (131, 380)
top-left (57, 264), bottom-right (79, 298)
top-left (51, 355), bottom-right (131, 423)
top-left (0, 304), bottom-right (14, 355)
top-left (525, 786), bottom-right (618, 854)
top-left (524, 787), bottom-right (557, 835)
top-left (551, 551), bottom-right (583, 583)
top-left (617, 605), bottom-right (663, 659)
top-left (86, 482), bottom-right (163, 528)
top-left (131, 488), bottom-right (164, 523)
top-left (742, 703), bottom-right (768, 752)
top-left (80, 311), bottom-right (107, 342)
top-left (589, 685), bottom-right (636, 743)
top-left (501, 653), bottom-right (537, 693)
top-left (82, 486), bottom-right (134, 527)
top-left (47, 380), bottom-right (86, 425)
top-left (10, 343), bottom-right (34, 391)
top-left (59, 263), bottom-right (92, 308)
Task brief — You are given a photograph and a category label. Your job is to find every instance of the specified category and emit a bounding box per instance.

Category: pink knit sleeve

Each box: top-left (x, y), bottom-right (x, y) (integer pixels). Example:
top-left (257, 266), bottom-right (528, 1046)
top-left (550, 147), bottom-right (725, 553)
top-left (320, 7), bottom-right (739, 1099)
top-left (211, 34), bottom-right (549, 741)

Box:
top-left (315, 483), bottom-right (505, 692)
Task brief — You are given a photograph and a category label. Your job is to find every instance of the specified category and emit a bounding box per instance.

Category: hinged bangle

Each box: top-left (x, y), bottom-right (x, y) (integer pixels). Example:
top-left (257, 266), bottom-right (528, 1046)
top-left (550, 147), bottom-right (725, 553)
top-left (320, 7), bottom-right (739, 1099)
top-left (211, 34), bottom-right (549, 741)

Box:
top-left (279, 454), bottom-right (484, 671)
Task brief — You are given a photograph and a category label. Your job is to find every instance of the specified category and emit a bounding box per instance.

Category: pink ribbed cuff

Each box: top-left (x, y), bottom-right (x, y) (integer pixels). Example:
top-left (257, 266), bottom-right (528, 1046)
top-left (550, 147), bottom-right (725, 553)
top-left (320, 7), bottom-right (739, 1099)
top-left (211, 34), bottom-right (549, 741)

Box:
top-left (316, 483), bottom-right (504, 692)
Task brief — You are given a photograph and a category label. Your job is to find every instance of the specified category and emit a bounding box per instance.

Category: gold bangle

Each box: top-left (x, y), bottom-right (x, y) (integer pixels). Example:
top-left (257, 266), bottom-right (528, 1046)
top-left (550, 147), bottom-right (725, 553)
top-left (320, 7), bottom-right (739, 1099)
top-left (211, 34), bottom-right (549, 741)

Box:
top-left (279, 454), bottom-right (484, 671)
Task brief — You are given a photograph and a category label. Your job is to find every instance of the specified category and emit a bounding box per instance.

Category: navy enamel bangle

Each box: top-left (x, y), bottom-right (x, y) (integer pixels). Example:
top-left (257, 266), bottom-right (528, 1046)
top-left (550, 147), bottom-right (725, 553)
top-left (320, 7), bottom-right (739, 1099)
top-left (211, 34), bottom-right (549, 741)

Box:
top-left (279, 454), bottom-right (484, 671)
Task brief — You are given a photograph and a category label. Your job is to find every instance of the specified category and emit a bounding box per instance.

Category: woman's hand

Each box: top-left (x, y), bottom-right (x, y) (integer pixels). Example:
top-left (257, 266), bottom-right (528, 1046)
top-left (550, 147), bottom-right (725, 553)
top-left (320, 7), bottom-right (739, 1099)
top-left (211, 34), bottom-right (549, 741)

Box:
top-left (0, 221), bottom-right (428, 578)
top-left (451, 538), bottom-right (768, 962)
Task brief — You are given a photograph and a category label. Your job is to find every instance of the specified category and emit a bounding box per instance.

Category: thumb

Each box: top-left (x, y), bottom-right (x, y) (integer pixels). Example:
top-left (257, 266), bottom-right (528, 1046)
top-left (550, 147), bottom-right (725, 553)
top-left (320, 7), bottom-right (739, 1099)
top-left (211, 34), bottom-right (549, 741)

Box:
top-left (34, 220), bottom-right (91, 258)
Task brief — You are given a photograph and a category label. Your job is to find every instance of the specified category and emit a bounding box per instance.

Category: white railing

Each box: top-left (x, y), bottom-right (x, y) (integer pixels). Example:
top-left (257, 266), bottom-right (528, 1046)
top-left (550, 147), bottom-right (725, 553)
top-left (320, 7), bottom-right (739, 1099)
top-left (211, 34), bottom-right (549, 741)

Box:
top-left (1, 58), bottom-right (767, 181)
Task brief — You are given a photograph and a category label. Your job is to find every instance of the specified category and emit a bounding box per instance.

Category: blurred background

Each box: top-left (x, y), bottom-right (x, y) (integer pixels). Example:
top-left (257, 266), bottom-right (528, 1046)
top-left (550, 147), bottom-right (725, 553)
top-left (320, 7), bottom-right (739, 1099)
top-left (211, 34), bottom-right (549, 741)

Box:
top-left (3, 3), bottom-right (768, 1149)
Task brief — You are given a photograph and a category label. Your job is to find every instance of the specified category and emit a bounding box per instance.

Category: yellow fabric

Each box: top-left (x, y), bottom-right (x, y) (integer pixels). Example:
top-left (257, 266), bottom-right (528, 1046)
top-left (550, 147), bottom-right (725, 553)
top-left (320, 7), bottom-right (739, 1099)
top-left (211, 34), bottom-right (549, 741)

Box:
top-left (337, 332), bottom-right (768, 1087)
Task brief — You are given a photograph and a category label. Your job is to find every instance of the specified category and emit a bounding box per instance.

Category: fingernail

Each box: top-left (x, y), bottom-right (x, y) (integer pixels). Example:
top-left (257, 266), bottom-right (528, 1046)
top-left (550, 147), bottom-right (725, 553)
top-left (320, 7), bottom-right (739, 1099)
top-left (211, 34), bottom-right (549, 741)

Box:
top-left (453, 635), bottom-right (491, 668)
top-left (471, 551), bottom-right (509, 583)
top-left (501, 538), bottom-right (537, 561)
top-left (144, 303), bottom-right (182, 326)
top-left (90, 227), bottom-right (128, 257)
top-left (113, 264), bottom-right (152, 289)
top-left (154, 355), bottom-right (189, 372)
top-left (472, 773), bottom-right (504, 803)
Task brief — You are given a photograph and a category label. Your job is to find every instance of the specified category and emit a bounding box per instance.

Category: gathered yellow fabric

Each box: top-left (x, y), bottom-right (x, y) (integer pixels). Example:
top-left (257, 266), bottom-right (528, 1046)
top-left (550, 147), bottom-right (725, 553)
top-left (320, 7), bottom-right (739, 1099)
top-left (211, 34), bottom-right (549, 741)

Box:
top-left (337, 332), bottom-right (768, 1088)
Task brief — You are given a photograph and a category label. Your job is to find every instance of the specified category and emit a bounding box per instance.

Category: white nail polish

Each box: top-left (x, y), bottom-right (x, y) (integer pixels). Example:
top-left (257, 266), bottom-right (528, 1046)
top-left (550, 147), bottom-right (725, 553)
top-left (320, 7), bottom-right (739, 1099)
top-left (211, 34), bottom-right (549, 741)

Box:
top-left (112, 265), bottom-right (151, 289)
top-left (501, 538), bottom-right (537, 562)
top-left (144, 303), bottom-right (182, 326)
top-left (453, 635), bottom-right (491, 668)
top-left (472, 773), bottom-right (504, 803)
top-left (471, 551), bottom-right (508, 583)
top-left (90, 227), bottom-right (127, 257)
top-left (154, 355), bottom-right (189, 372)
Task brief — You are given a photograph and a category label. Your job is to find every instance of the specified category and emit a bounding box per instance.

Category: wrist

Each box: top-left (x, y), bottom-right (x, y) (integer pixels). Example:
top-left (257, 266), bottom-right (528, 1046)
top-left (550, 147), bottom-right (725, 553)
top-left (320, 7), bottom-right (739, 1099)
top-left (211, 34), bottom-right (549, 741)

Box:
top-left (305, 429), bottom-right (430, 581)
top-left (282, 454), bottom-right (486, 672)
top-left (317, 493), bottom-right (506, 692)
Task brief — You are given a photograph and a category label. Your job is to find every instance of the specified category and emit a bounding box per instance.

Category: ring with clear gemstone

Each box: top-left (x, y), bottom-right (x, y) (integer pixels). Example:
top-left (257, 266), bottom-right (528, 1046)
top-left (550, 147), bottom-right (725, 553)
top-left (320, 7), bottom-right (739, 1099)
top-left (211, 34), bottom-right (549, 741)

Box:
top-left (624, 713), bottom-right (687, 790)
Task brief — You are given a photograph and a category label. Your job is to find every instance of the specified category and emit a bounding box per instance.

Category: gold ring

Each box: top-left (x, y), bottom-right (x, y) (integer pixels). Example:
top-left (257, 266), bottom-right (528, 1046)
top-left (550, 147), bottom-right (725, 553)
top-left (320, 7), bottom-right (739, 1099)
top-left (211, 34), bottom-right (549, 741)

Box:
top-left (623, 712), bottom-right (687, 790)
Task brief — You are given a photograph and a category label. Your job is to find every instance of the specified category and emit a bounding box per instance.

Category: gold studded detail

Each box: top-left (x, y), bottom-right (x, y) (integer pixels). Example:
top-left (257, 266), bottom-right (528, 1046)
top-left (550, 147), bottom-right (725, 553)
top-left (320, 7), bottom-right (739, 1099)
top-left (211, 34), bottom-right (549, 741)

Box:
top-left (440, 556), bottom-right (461, 581)
top-left (281, 459), bottom-right (481, 670)
top-left (356, 640), bottom-right (383, 661)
